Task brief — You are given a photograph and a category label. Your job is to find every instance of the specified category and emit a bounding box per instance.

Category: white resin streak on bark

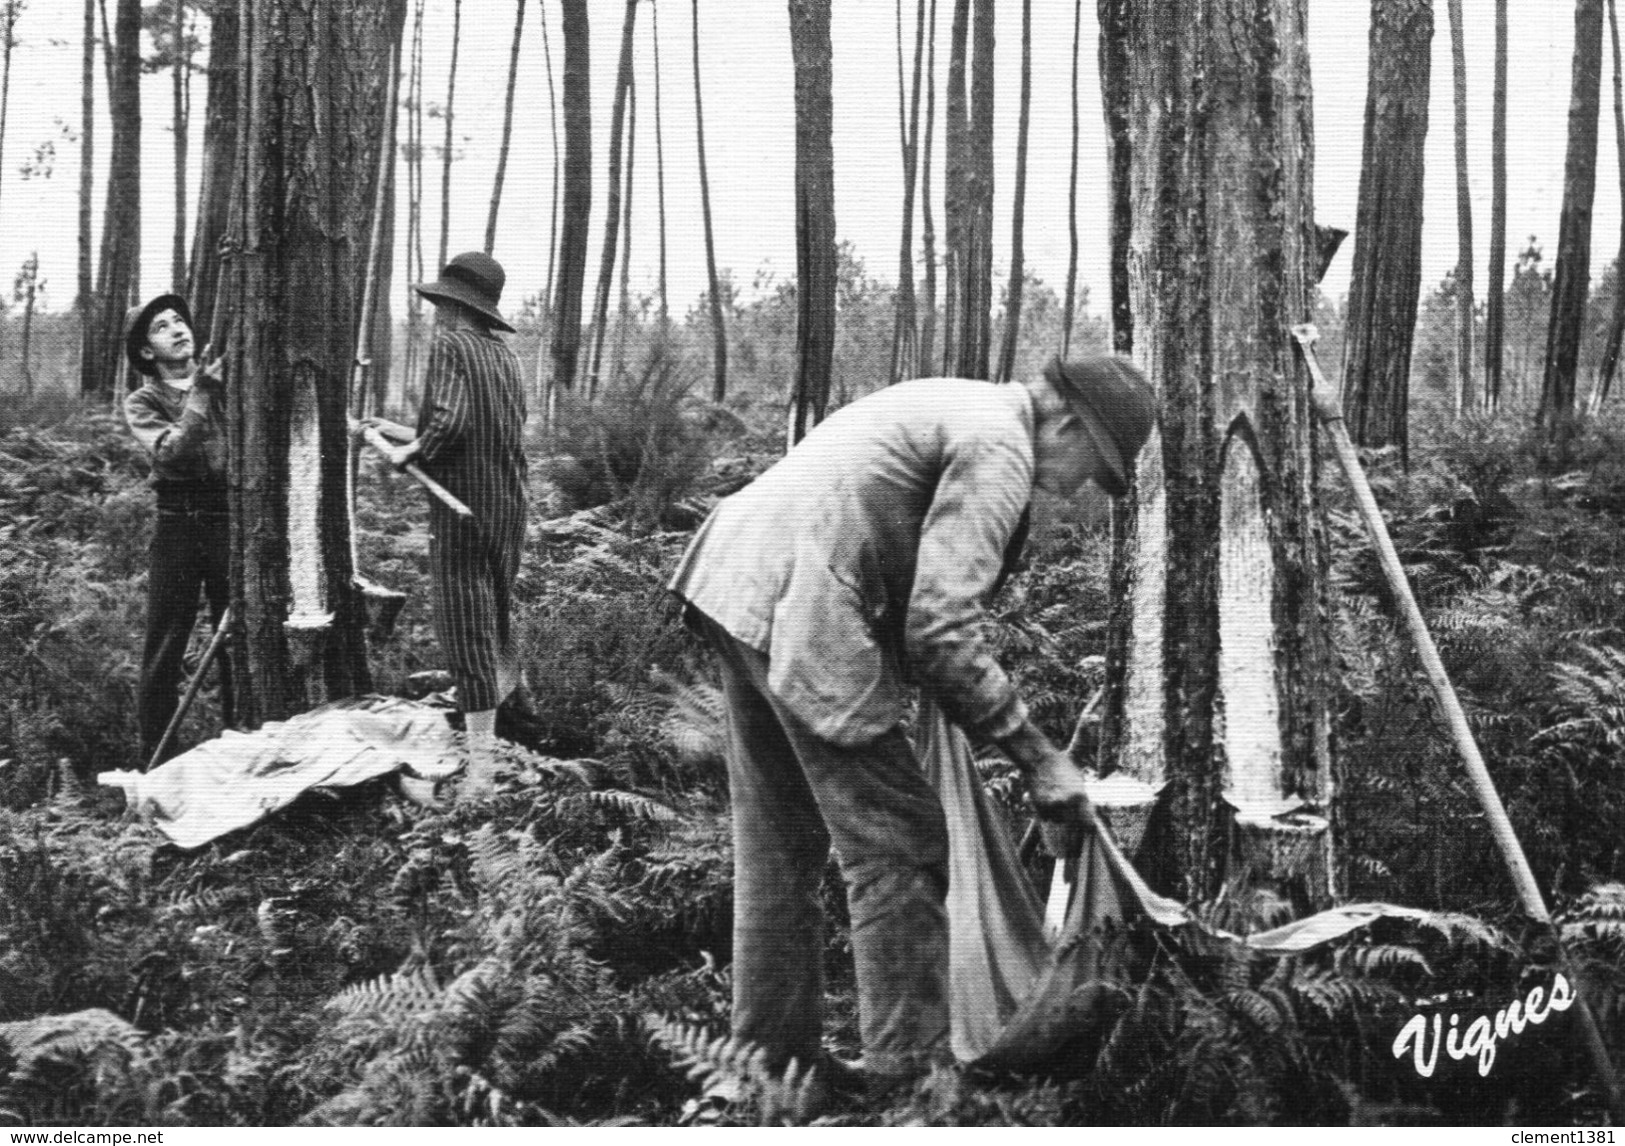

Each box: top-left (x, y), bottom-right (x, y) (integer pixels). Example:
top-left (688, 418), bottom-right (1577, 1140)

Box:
top-left (1218, 434), bottom-right (1284, 815)
top-left (1122, 427), bottom-right (1166, 785)
top-left (287, 371), bottom-right (326, 621)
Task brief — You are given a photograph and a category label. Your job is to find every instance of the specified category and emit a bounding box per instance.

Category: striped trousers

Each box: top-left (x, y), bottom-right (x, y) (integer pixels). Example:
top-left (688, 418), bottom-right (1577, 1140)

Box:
top-left (430, 511), bottom-right (523, 713)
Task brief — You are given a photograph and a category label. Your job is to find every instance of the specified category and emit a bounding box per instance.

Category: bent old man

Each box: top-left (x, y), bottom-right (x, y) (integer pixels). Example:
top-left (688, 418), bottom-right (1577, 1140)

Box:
top-left (670, 356), bottom-right (1156, 1096)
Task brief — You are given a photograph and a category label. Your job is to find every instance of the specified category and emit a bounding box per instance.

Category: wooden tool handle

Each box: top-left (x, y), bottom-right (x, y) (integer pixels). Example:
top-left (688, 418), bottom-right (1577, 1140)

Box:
top-left (350, 419), bottom-right (474, 518)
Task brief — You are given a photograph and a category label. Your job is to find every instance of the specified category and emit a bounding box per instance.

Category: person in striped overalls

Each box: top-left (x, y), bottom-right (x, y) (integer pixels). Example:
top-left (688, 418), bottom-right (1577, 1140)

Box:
top-left (370, 252), bottom-right (530, 794)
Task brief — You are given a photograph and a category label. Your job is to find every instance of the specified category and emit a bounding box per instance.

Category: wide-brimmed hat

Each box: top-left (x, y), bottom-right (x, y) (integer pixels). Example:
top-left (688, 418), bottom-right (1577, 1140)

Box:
top-left (414, 251), bottom-right (516, 333)
top-left (1043, 355), bottom-right (1157, 497)
top-left (124, 293), bottom-right (194, 376)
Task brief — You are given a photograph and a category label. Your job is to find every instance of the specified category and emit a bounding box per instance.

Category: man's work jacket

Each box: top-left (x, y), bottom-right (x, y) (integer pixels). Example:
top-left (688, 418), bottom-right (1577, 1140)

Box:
top-left (670, 378), bottom-right (1036, 747)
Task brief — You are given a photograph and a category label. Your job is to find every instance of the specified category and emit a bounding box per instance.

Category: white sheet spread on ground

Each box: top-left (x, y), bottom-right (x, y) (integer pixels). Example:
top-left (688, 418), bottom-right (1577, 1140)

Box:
top-left (97, 696), bottom-right (461, 849)
top-left (919, 698), bottom-right (1438, 1068)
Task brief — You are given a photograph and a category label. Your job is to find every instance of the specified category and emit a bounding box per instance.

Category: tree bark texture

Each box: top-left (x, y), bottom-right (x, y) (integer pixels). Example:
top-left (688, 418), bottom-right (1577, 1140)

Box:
top-left (1446, 0), bottom-right (1475, 414)
top-left (1099, 0), bottom-right (1336, 906)
top-left (691, 0), bottom-right (726, 402)
top-left (1484, 0), bottom-right (1508, 410)
top-left (187, 0), bottom-right (237, 346)
top-left (87, 0), bottom-right (141, 400)
top-left (171, 0), bottom-right (189, 293)
top-left (993, 0), bottom-right (1030, 385)
top-left (550, 0), bottom-right (591, 395)
top-left (917, 0), bottom-right (939, 374)
top-left (76, 0), bottom-right (94, 386)
top-left (889, 0), bottom-right (926, 383)
top-left (953, 0), bottom-right (994, 380)
top-left (1098, 0), bottom-right (1133, 355)
top-left (221, 0), bottom-right (404, 726)
top-left (1593, 0), bottom-right (1625, 413)
top-left (939, 0), bottom-right (967, 374)
top-left (1343, 0), bottom-right (1432, 464)
top-left (587, 0), bottom-right (637, 396)
top-left (787, 0), bottom-right (835, 444)
top-left (1542, 0), bottom-right (1606, 431)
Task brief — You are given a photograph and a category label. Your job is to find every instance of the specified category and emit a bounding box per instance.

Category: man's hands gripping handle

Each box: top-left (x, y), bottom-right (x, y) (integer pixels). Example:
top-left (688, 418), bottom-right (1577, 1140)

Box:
top-left (998, 718), bottom-right (1096, 858)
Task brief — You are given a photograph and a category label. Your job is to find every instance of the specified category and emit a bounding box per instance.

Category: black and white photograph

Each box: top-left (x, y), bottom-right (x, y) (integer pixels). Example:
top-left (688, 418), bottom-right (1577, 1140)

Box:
top-left (1, 0), bottom-right (1623, 1132)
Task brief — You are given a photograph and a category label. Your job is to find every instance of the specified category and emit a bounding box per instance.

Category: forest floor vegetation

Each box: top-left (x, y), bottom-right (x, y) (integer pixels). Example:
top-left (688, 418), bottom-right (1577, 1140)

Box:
top-left (5, 375), bottom-right (1625, 1125)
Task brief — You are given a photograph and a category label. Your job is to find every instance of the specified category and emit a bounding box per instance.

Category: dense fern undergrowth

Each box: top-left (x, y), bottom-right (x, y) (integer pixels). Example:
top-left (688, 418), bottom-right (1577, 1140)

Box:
top-left (7, 366), bottom-right (1625, 1125)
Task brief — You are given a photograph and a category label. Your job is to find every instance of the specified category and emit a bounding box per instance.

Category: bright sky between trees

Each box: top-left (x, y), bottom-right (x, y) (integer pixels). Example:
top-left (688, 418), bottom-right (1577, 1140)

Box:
top-left (0, 0), bottom-right (1609, 324)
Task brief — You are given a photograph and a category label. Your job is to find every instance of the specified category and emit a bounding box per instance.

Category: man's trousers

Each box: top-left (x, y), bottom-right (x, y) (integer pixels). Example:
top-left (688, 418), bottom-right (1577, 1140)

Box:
top-left (138, 510), bottom-right (233, 765)
top-left (699, 613), bottom-right (951, 1080)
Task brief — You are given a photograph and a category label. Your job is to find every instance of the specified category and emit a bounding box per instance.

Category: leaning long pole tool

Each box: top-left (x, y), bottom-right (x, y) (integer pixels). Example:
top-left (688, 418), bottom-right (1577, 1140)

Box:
top-left (1292, 322), bottom-right (1625, 1123)
top-left (147, 605), bottom-right (233, 772)
top-left (348, 417), bottom-right (474, 519)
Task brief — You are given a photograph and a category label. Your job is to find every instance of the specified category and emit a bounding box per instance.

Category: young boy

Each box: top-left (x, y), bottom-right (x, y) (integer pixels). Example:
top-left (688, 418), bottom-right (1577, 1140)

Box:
top-left (121, 293), bottom-right (232, 766)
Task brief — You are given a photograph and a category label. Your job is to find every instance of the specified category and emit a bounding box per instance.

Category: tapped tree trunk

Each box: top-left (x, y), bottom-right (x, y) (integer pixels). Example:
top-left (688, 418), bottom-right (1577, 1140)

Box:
top-left (993, 0), bottom-right (1030, 384)
top-left (221, 0), bottom-right (404, 725)
top-left (549, 0), bottom-right (591, 396)
top-left (1101, 0), bottom-right (1335, 907)
top-left (1543, 0), bottom-right (1606, 435)
top-left (1484, 0), bottom-right (1508, 411)
top-left (86, 0), bottom-right (140, 400)
top-left (587, 0), bottom-right (637, 396)
top-left (76, 0), bottom-right (94, 388)
top-left (691, 0), bottom-right (727, 402)
top-left (787, 0), bottom-right (835, 445)
top-left (1446, 0), bottom-right (1475, 414)
top-left (1343, 0), bottom-right (1432, 465)
top-left (186, 0), bottom-right (237, 345)
top-left (484, 0), bottom-right (525, 255)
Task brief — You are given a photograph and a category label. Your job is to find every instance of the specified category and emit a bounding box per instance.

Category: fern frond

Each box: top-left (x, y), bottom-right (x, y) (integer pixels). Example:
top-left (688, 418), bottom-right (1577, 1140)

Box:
top-left (326, 966), bottom-right (443, 1023)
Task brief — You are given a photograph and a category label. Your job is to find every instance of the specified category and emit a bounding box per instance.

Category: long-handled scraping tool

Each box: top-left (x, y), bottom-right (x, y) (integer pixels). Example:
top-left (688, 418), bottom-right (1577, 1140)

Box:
top-left (1292, 322), bottom-right (1625, 1123)
top-left (147, 604), bottom-right (233, 772)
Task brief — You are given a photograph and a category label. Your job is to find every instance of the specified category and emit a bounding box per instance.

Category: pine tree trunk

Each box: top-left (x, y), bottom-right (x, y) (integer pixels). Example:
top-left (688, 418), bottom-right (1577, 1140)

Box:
top-left (587, 0), bottom-right (637, 396)
top-left (403, 0), bottom-right (425, 408)
top-left (994, 0), bottom-right (1030, 384)
top-left (87, 0), bottom-right (140, 400)
top-left (888, 0), bottom-right (925, 384)
top-left (1098, 0), bottom-right (1132, 354)
top-left (76, 0), bottom-right (95, 391)
top-left (0, 2), bottom-right (19, 236)
top-left (220, 0), bottom-right (404, 725)
top-left (186, 0), bottom-right (236, 346)
top-left (1060, 0), bottom-right (1082, 358)
top-left (437, 0), bottom-right (460, 273)
top-left (485, 0), bottom-right (525, 255)
top-left (1484, 0), bottom-right (1508, 411)
top-left (650, 0), bottom-right (669, 333)
top-left (918, 0), bottom-right (939, 373)
top-left (536, 0), bottom-right (560, 418)
top-left (549, 0), bottom-right (592, 396)
top-left (1593, 0), bottom-right (1625, 413)
top-left (18, 251), bottom-right (35, 394)
top-left (610, 79), bottom-right (636, 385)
top-left (954, 0), bottom-right (994, 380)
top-left (1542, 0), bottom-right (1606, 434)
top-left (787, 0), bottom-right (835, 445)
top-left (692, 0), bottom-right (726, 402)
top-left (1343, 0), bottom-right (1432, 466)
top-left (939, 0), bottom-right (967, 374)
top-left (1447, 0), bottom-right (1475, 414)
top-left (1100, 0), bottom-right (1335, 907)
top-left (171, 0), bottom-right (188, 293)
